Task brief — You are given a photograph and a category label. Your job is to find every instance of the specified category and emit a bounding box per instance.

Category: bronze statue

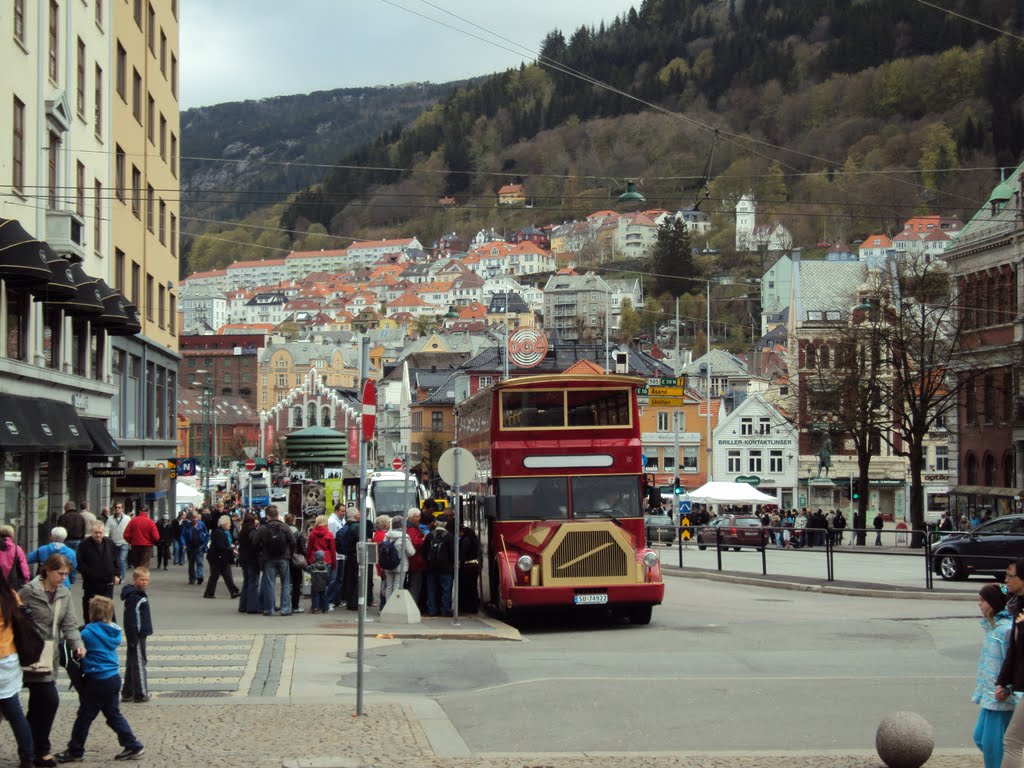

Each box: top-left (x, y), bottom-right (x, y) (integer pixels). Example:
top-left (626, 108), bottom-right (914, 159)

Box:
top-left (816, 435), bottom-right (832, 478)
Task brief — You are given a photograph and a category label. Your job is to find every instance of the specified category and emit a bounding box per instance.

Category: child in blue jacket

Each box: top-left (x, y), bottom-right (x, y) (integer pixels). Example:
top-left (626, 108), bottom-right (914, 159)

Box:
top-left (56, 596), bottom-right (145, 762)
top-left (973, 583), bottom-right (1016, 768)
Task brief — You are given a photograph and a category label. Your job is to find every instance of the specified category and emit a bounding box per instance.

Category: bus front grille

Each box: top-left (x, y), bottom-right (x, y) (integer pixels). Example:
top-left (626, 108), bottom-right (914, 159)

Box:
top-left (546, 529), bottom-right (630, 581)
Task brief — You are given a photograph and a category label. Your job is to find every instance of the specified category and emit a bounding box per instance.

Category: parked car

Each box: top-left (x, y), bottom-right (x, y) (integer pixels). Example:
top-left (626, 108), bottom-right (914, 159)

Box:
top-left (644, 510), bottom-right (675, 545)
top-left (696, 515), bottom-right (765, 551)
top-left (932, 514), bottom-right (1024, 580)
top-left (271, 487), bottom-right (288, 502)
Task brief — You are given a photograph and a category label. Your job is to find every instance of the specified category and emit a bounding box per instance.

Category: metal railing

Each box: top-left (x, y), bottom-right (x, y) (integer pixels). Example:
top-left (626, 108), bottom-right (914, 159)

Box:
top-left (646, 523), bottom-right (1013, 590)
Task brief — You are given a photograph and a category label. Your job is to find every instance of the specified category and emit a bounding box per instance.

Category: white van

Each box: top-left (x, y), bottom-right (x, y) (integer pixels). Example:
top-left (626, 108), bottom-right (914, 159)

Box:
top-left (365, 471), bottom-right (427, 517)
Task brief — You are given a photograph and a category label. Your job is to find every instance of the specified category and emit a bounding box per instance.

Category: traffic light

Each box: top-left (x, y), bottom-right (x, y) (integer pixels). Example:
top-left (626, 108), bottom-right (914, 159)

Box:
top-left (851, 479), bottom-right (860, 501)
top-left (268, 459), bottom-right (275, 472)
top-left (674, 477), bottom-right (683, 495)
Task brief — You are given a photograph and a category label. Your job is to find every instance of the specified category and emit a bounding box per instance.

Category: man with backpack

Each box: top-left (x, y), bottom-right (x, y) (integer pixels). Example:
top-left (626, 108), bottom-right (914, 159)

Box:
top-left (255, 505), bottom-right (295, 616)
top-left (424, 515), bottom-right (455, 617)
top-left (339, 510), bottom-right (372, 611)
top-left (180, 510), bottom-right (210, 585)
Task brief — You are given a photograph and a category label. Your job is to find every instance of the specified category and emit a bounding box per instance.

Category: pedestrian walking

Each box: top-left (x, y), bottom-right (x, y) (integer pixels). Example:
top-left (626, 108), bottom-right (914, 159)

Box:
top-left (995, 558), bottom-right (1024, 767)
top-left (236, 513), bottom-right (261, 614)
top-left (75, 522), bottom-right (121, 624)
top-left (833, 510), bottom-right (846, 546)
top-left (873, 513), bottom-right (884, 546)
top-left (155, 513), bottom-right (173, 571)
top-left (973, 583), bottom-right (1015, 768)
top-left (372, 515), bottom-right (391, 608)
top-left (285, 514), bottom-right (305, 614)
top-left (26, 528), bottom-right (77, 588)
top-left (56, 502), bottom-right (86, 585)
top-left (0, 524), bottom-right (30, 590)
top-left (123, 505), bottom-right (159, 571)
top-left (18, 553), bottom-right (84, 768)
top-left (204, 515), bottom-right (240, 599)
top-left (255, 505), bottom-right (294, 616)
top-left (120, 567), bottom-right (153, 704)
top-left (104, 503), bottom-right (131, 580)
top-left (0, 566), bottom-right (34, 768)
top-left (170, 510), bottom-right (185, 566)
top-left (307, 550), bottom-right (330, 614)
top-left (180, 511), bottom-right (209, 585)
top-left (55, 596), bottom-right (144, 762)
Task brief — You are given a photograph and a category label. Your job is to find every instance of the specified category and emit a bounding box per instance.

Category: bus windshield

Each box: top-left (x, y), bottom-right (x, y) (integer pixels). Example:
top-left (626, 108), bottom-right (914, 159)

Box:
top-left (571, 475), bottom-right (641, 520)
top-left (495, 477), bottom-right (569, 521)
top-left (370, 480), bottom-right (420, 514)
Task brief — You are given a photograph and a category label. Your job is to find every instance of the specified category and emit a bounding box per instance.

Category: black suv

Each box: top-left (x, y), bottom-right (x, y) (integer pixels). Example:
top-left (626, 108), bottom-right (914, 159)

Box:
top-left (932, 514), bottom-right (1024, 580)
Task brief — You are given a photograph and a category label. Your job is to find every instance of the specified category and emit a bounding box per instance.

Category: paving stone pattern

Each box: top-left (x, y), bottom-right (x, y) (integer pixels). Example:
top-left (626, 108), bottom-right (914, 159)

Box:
top-left (122, 633), bottom-right (258, 695)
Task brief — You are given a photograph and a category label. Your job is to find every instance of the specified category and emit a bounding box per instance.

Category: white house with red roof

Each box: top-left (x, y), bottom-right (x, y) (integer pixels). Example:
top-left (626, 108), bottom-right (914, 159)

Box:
top-left (284, 248), bottom-right (348, 281)
top-left (345, 237), bottom-right (422, 269)
top-left (388, 292), bottom-right (441, 318)
top-left (226, 258), bottom-right (288, 289)
top-left (858, 233), bottom-right (892, 262)
top-left (507, 242), bottom-right (556, 276)
top-left (180, 268), bottom-right (229, 297)
top-left (615, 212), bottom-right (660, 257)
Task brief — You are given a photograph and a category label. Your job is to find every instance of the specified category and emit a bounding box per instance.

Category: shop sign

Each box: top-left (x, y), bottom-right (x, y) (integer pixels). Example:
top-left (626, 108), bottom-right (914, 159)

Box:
top-left (90, 467), bottom-right (126, 478)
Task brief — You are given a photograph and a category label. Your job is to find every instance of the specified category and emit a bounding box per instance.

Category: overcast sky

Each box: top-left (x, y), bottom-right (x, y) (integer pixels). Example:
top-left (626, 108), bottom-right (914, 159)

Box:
top-left (181, 1), bottom-right (635, 109)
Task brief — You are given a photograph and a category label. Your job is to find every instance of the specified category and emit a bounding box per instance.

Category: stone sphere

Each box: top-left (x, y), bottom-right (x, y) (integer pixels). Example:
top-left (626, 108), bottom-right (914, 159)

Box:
top-left (875, 711), bottom-right (934, 768)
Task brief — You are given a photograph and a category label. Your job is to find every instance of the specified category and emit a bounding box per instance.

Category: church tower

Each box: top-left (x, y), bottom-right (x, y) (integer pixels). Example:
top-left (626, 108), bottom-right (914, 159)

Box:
top-left (735, 194), bottom-right (757, 251)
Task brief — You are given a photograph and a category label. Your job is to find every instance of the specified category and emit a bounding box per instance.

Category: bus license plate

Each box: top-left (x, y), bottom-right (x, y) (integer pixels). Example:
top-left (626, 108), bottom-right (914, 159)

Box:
top-left (574, 594), bottom-right (608, 605)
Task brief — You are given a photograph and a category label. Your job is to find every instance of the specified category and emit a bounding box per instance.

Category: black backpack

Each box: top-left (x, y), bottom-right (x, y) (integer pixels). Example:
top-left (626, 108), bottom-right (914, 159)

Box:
top-left (426, 528), bottom-right (450, 567)
top-left (263, 524), bottom-right (288, 558)
top-left (188, 523), bottom-right (203, 548)
top-left (378, 537), bottom-right (400, 571)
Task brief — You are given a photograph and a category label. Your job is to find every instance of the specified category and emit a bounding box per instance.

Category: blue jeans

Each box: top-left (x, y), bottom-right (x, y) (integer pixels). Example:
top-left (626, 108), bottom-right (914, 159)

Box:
top-left (327, 561), bottom-right (344, 606)
top-left (187, 547), bottom-right (205, 583)
top-left (66, 674), bottom-right (142, 756)
top-left (172, 540), bottom-right (184, 565)
top-left (116, 542), bottom-right (130, 580)
top-left (974, 707), bottom-right (1012, 768)
top-left (0, 691), bottom-right (34, 760)
top-left (239, 561), bottom-right (261, 613)
top-left (426, 572), bottom-right (453, 616)
top-left (260, 559), bottom-right (291, 615)
top-left (311, 590), bottom-right (328, 612)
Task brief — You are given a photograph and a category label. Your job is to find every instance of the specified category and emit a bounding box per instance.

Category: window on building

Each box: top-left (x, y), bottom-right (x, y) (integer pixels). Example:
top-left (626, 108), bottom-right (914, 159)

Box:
top-left (146, 184), bottom-right (154, 231)
top-left (657, 412), bottom-right (670, 432)
top-left (95, 0), bottom-right (103, 28)
top-left (115, 144), bottom-right (125, 198)
top-left (132, 68), bottom-right (142, 123)
top-left (131, 166), bottom-right (141, 217)
top-left (48, 1), bottom-right (58, 81)
top-left (169, 294), bottom-right (176, 334)
top-left (146, 94), bottom-right (154, 143)
top-left (158, 284), bottom-right (165, 329)
top-left (14, 0), bottom-right (25, 43)
top-left (116, 42), bottom-right (126, 100)
top-left (147, 3), bottom-right (155, 52)
top-left (682, 446), bottom-right (698, 472)
top-left (160, 30), bottom-right (166, 74)
top-left (131, 261), bottom-right (140, 304)
top-left (431, 411), bottom-right (444, 432)
top-left (170, 214), bottom-right (177, 255)
top-left (159, 114), bottom-right (166, 158)
top-left (145, 274), bottom-right (154, 321)
top-left (935, 445), bottom-right (949, 471)
top-left (171, 0), bottom-right (177, 19)
top-left (94, 64), bottom-right (102, 136)
top-left (759, 417), bottom-right (771, 435)
top-left (806, 343), bottom-right (817, 368)
top-left (126, 354), bottom-right (140, 438)
top-left (748, 450), bottom-right (762, 473)
top-left (170, 133), bottom-right (177, 177)
top-left (984, 373), bottom-right (995, 424)
top-left (769, 450), bottom-right (783, 473)
top-left (12, 97), bottom-right (24, 194)
top-left (76, 38), bottom-right (86, 116)
top-left (820, 345), bottom-right (831, 368)
top-left (93, 180), bottom-right (102, 252)
top-left (727, 450), bottom-right (741, 473)
top-left (1004, 370), bottom-right (1015, 424)
top-left (114, 249), bottom-right (124, 293)
top-left (170, 54), bottom-right (178, 98)
top-left (740, 417), bottom-right (753, 435)
top-left (47, 131), bottom-right (60, 209)
top-left (133, 0), bottom-right (142, 28)
top-left (663, 454), bottom-right (675, 472)
top-left (478, 375), bottom-right (493, 388)
top-left (75, 162), bottom-right (85, 216)
top-left (158, 199), bottom-right (166, 244)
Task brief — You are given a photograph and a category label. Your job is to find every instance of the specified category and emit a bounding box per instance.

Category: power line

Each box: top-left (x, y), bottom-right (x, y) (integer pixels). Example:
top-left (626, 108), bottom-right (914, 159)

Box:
top-left (914, 0), bottom-right (1024, 43)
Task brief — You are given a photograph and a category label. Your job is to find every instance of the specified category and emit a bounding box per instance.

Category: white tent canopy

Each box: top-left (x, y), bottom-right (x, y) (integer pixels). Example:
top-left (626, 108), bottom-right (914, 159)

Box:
top-left (175, 481), bottom-right (202, 505)
top-left (685, 481), bottom-right (779, 506)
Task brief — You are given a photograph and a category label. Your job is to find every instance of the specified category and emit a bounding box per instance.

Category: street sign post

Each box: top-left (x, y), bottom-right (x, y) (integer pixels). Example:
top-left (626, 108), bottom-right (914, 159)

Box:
top-left (438, 447), bottom-right (478, 626)
top-left (391, 456), bottom-right (403, 471)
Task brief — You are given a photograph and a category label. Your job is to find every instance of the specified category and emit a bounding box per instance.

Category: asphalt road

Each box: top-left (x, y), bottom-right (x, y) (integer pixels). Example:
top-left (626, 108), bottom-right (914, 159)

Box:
top-left (353, 575), bottom-right (985, 753)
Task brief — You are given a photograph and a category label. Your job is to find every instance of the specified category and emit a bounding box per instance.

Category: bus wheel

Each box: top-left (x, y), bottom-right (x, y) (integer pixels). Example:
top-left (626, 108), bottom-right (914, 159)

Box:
top-left (629, 605), bottom-right (653, 625)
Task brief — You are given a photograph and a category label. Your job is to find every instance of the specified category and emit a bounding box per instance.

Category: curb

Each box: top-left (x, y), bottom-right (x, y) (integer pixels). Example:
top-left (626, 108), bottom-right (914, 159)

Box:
top-left (664, 567), bottom-right (977, 600)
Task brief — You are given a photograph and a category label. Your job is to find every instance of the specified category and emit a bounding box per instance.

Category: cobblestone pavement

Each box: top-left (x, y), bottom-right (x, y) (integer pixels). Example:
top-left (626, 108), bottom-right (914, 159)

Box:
top-left (35, 699), bottom-right (981, 768)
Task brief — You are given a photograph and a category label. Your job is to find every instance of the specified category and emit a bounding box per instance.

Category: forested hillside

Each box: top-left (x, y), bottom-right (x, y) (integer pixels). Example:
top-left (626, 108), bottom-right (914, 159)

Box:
top-left (184, 0), bottom-right (1024, 275)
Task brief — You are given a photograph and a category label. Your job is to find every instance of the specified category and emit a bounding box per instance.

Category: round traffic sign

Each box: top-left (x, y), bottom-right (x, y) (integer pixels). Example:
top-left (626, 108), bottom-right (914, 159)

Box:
top-left (244, 458), bottom-right (256, 471)
top-left (438, 447), bottom-right (477, 486)
top-left (391, 456), bottom-right (403, 471)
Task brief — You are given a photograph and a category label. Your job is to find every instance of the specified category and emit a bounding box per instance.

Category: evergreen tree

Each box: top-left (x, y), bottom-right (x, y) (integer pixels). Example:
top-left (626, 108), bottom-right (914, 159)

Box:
top-left (651, 218), bottom-right (696, 297)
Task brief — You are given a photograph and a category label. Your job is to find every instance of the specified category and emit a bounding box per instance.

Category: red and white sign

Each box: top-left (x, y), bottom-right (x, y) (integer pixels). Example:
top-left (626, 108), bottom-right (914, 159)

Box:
top-left (391, 456), bottom-right (404, 471)
top-left (244, 458), bottom-right (256, 471)
top-left (361, 379), bottom-right (376, 443)
top-left (507, 328), bottom-right (549, 369)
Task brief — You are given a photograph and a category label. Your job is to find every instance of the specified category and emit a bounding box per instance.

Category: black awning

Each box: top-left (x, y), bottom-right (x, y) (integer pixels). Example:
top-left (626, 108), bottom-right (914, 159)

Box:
top-left (33, 246), bottom-right (78, 303)
top-left (51, 263), bottom-right (104, 317)
top-left (0, 394), bottom-right (90, 452)
top-left (71, 418), bottom-right (123, 461)
top-left (0, 218), bottom-right (52, 287)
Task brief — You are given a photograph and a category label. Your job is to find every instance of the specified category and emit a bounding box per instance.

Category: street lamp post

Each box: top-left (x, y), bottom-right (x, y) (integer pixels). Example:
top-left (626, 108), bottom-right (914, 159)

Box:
top-left (192, 370), bottom-right (214, 504)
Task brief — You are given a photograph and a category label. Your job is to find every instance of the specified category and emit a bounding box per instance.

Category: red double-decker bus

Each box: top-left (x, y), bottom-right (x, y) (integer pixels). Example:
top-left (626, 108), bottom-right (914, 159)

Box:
top-left (456, 373), bottom-right (664, 624)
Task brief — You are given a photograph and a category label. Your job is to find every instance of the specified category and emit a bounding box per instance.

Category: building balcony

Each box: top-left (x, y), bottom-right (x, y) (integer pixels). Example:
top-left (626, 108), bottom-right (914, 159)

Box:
top-left (45, 208), bottom-right (86, 261)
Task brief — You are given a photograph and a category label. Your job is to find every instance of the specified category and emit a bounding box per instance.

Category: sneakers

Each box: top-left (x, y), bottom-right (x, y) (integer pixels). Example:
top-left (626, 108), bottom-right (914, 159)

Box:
top-left (292, 607), bottom-right (304, 614)
top-left (114, 746), bottom-right (145, 760)
top-left (53, 752), bottom-right (83, 763)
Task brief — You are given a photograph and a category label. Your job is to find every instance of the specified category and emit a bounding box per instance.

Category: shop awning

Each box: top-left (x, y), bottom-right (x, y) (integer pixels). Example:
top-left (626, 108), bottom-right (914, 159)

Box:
top-left (949, 485), bottom-right (1024, 499)
top-left (71, 418), bottom-right (123, 461)
top-left (0, 218), bottom-right (53, 287)
top-left (0, 394), bottom-right (91, 452)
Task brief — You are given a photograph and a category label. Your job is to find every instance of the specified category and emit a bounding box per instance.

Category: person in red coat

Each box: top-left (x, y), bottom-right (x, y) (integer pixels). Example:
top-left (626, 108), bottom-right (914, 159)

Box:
top-left (123, 506), bottom-right (160, 570)
top-left (406, 508), bottom-right (427, 607)
top-left (304, 515), bottom-right (337, 568)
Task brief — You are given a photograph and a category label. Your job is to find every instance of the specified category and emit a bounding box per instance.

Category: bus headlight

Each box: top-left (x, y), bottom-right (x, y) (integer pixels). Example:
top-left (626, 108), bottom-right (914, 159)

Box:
top-left (642, 551), bottom-right (659, 568)
top-left (516, 555), bottom-right (534, 573)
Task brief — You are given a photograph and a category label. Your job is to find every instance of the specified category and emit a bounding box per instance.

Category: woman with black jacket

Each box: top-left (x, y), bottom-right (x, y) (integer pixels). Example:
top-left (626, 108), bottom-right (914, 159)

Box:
top-left (236, 513), bottom-right (260, 614)
top-left (203, 515), bottom-right (240, 599)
